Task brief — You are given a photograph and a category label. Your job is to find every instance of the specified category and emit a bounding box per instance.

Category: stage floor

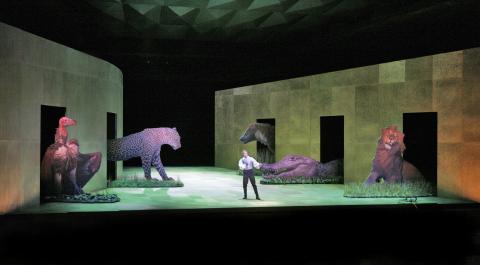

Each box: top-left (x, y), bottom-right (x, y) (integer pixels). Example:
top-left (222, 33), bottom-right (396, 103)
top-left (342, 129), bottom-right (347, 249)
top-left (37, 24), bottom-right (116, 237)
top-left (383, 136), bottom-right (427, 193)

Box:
top-left (19, 167), bottom-right (473, 214)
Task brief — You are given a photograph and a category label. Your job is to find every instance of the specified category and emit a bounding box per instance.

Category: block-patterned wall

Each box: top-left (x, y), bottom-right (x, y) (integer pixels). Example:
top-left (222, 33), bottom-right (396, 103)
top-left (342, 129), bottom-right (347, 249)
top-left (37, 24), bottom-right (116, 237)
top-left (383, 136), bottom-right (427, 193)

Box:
top-left (215, 47), bottom-right (480, 202)
top-left (0, 22), bottom-right (123, 213)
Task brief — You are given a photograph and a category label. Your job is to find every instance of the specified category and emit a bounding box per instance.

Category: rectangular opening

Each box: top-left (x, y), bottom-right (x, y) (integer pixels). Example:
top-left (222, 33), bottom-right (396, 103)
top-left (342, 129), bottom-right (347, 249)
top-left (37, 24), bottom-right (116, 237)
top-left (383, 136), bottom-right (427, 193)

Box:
top-left (320, 115), bottom-right (344, 163)
top-left (40, 105), bottom-right (66, 200)
top-left (41, 105), bottom-right (67, 162)
top-left (256, 118), bottom-right (275, 163)
top-left (107, 112), bottom-right (117, 181)
top-left (403, 112), bottom-right (437, 192)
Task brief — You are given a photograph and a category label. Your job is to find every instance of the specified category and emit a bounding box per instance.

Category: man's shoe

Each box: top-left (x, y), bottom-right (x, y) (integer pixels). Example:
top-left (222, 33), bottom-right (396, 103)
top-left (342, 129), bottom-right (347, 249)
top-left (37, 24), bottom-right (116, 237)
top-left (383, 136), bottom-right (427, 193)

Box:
top-left (256, 197), bottom-right (261, 200)
top-left (242, 197), bottom-right (247, 200)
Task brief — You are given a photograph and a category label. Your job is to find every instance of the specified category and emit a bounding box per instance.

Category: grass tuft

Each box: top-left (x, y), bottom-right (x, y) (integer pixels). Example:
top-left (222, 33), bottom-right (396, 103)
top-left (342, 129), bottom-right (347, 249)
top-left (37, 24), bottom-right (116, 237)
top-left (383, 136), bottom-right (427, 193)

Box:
top-left (344, 181), bottom-right (434, 198)
top-left (111, 177), bottom-right (184, 188)
top-left (44, 193), bottom-right (120, 203)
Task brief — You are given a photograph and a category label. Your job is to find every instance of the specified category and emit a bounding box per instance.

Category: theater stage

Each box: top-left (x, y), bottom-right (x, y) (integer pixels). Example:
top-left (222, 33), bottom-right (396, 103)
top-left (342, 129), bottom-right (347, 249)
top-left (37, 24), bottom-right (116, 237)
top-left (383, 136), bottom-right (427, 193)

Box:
top-left (17, 167), bottom-right (472, 214)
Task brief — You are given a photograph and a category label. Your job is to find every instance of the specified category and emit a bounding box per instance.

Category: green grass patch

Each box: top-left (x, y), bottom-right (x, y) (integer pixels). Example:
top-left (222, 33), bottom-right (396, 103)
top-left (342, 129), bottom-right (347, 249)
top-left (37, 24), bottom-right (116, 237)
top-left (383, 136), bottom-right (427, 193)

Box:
top-left (260, 175), bottom-right (343, 185)
top-left (44, 193), bottom-right (120, 203)
top-left (110, 177), bottom-right (184, 188)
top-left (344, 181), bottom-right (434, 198)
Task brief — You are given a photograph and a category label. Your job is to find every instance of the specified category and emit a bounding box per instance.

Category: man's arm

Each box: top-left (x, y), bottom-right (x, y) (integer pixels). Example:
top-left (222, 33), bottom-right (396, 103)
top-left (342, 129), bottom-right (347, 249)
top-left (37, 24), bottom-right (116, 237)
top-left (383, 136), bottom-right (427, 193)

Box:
top-left (251, 157), bottom-right (261, 169)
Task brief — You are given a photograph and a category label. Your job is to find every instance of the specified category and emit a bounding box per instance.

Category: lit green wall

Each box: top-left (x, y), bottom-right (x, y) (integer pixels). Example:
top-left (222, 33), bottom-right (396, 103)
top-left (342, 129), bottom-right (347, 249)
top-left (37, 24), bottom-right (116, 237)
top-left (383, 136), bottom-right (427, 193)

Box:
top-left (215, 47), bottom-right (480, 201)
top-left (0, 22), bottom-right (123, 213)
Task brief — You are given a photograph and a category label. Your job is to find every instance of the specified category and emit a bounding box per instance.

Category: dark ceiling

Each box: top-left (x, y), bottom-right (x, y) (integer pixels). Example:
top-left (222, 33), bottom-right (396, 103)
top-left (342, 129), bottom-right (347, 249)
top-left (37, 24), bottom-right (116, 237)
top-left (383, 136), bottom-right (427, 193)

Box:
top-left (0, 0), bottom-right (479, 166)
top-left (1, 0), bottom-right (479, 87)
top-left (84, 0), bottom-right (380, 43)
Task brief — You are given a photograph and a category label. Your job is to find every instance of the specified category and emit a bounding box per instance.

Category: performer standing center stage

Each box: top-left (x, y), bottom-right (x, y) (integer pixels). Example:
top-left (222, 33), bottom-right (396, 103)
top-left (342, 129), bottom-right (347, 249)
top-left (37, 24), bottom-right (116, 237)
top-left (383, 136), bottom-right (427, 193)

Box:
top-left (238, 150), bottom-right (261, 200)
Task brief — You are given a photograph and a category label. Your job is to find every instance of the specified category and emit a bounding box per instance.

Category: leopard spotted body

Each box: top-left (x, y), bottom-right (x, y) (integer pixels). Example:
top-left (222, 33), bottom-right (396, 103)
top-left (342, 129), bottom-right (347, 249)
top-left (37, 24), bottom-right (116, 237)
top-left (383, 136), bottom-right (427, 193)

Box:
top-left (108, 128), bottom-right (181, 180)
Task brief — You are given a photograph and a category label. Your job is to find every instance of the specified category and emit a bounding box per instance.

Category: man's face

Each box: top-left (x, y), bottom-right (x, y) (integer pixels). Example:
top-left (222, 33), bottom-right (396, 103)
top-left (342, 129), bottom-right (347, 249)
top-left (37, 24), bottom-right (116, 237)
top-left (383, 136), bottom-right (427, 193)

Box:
top-left (242, 151), bottom-right (248, 158)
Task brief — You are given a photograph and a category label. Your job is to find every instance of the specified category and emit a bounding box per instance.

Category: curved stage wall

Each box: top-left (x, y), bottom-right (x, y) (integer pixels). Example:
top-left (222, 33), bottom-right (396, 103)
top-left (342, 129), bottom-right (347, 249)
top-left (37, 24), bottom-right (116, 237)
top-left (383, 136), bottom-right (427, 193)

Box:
top-left (0, 22), bottom-right (123, 213)
top-left (215, 47), bottom-right (480, 202)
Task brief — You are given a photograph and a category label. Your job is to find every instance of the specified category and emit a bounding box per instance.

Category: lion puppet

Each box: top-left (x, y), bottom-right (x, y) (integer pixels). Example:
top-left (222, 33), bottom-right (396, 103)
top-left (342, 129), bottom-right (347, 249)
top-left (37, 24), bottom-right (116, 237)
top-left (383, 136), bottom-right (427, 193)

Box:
top-left (364, 125), bottom-right (424, 185)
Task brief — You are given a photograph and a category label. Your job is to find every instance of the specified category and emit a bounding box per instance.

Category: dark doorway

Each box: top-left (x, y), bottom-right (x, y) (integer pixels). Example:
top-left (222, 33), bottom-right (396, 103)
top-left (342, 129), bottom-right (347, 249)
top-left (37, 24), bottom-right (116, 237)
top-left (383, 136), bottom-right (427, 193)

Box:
top-left (403, 112), bottom-right (437, 191)
top-left (256, 118), bottom-right (275, 163)
top-left (40, 105), bottom-right (66, 201)
top-left (40, 105), bottom-right (66, 163)
top-left (320, 116), bottom-right (344, 163)
top-left (107, 112), bottom-right (117, 182)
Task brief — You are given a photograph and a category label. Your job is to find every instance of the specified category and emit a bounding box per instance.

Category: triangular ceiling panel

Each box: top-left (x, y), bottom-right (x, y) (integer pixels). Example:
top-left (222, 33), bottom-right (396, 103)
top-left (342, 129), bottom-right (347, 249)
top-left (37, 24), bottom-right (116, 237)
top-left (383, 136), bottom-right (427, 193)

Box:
top-left (258, 12), bottom-right (287, 28)
top-left (207, 0), bottom-right (233, 8)
top-left (322, 0), bottom-right (367, 16)
top-left (165, 0), bottom-right (208, 7)
top-left (123, 0), bottom-right (159, 4)
top-left (104, 3), bottom-right (126, 21)
top-left (85, 0), bottom-right (376, 42)
top-left (161, 6), bottom-right (190, 25)
top-left (144, 5), bottom-right (162, 24)
top-left (193, 9), bottom-right (234, 33)
top-left (169, 6), bottom-right (195, 17)
top-left (123, 4), bottom-right (157, 30)
top-left (286, 0), bottom-right (337, 13)
top-left (88, 1), bottom-right (125, 21)
top-left (173, 7), bottom-right (200, 24)
top-left (207, 0), bottom-right (243, 10)
top-left (194, 9), bottom-right (216, 24)
top-left (195, 8), bottom-right (233, 24)
top-left (225, 10), bottom-right (270, 28)
top-left (248, 0), bottom-right (281, 11)
top-left (128, 3), bottom-right (157, 15)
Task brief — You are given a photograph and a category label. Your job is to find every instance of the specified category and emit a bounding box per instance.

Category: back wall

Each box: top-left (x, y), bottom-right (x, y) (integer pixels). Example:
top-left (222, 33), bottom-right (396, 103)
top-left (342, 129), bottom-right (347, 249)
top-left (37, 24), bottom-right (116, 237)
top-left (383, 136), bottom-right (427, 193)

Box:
top-left (215, 47), bottom-right (480, 202)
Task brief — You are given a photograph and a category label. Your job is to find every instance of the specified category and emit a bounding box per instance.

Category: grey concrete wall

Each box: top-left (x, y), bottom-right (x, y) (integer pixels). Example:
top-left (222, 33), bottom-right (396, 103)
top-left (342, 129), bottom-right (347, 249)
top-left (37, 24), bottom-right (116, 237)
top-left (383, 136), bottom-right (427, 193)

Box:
top-left (0, 22), bottom-right (123, 214)
top-left (215, 47), bottom-right (480, 202)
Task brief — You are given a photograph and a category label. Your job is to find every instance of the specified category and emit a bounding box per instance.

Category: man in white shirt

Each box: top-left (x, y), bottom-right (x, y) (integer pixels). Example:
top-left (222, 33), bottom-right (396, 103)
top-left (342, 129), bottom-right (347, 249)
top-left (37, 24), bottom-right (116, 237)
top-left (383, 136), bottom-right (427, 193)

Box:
top-left (238, 150), bottom-right (261, 200)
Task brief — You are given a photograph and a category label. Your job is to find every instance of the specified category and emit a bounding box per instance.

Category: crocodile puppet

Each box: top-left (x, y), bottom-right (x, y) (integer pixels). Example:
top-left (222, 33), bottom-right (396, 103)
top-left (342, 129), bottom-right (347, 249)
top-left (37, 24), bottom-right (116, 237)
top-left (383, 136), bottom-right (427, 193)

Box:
top-left (260, 154), bottom-right (343, 180)
top-left (107, 128), bottom-right (181, 180)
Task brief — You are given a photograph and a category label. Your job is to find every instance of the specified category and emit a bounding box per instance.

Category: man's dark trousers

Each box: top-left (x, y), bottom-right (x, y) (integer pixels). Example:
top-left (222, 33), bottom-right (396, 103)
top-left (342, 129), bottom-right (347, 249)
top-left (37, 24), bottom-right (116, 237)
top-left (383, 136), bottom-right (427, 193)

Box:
top-left (243, 169), bottom-right (259, 199)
